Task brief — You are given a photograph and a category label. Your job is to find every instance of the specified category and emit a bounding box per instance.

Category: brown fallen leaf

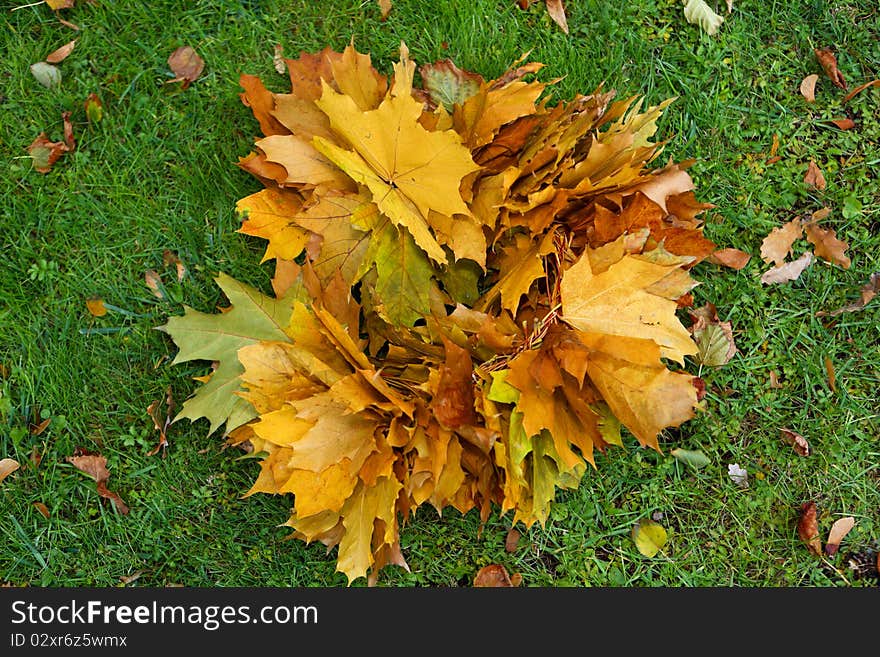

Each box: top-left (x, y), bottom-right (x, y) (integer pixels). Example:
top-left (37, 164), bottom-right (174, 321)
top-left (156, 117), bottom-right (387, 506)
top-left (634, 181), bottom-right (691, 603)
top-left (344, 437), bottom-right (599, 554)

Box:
top-left (120, 571), bottom-right (145, 585)
top-left (33, 502), bottom-right (50, 518)
top-left (804, 160), bottom-right (826, 190)
top-left (824, 355), bottom-right (836, 393)
top-left (167, 46), bottom-right (205, 89)
top-left (162, 249), bottom-right (187, 282)
top-left (768, 370), bottom-right (783, 389)
top-left (811, 207), bottom-right (831, 222)
top-left (842, 79), bottom-right (880, 104)
top-left (146, 386), bottom-right (174, 456)
top-left (814, 47), bottom-right (847, 90)
top-left (86, 297), bottom-right (108, 317)
top-left (473, 564), bottom-right (522, 587)
top-left (0, 458), bottom-right (21, 484)
top-left (799, 73), bottom-right (818, 102)
top-left (66, 449), bottom-right (129, 514)
top-left (29, 418), bottom-right (51, 436)
top-left (144, 269), bottom-right (165, 299)
top-left (707, 247), bottom-right (751, 270)
top-left (804, 221), bottom-right (850, 269)
top-left (825, 516), bottom-right (855, 556)
top-left (761, 251), bottom-right (813, 285)
top-left (760, 218), bottom-right (802, 267)
top-left (545, 0), bottom-right (569, 33)
top-left (27, 133), bottom-right (70, 173)
top-left (45, 39), bottom-right (77, 64)
top-left (798, 501), bottom-right (822, 556)
top-left (272, 44), bottom-right (285, 74)
top-left (829, 118), bottom-right (855, 130)
top-left (378, 0), bottom-right (392, 20)
top-left (46, 0), bottom-right (75, 8)
top-left (781, 428), bottom-right (810, 457)
top-left (505, 528), bottom-right (521, 553)
top-left (816, 272), bottom-right (879, 317)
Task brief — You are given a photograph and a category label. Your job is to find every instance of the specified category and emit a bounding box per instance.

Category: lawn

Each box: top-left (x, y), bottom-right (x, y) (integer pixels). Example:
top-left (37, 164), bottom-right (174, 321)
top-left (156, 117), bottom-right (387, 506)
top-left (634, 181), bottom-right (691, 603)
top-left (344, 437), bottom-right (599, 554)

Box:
top-left (1, 0), bottom-right (878, 587)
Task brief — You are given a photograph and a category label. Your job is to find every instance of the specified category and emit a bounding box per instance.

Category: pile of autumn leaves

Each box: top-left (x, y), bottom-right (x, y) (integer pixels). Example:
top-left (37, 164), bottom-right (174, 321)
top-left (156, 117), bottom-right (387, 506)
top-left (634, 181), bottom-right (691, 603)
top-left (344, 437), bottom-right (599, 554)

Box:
top-left (162, 43), bottom-right (721, 584)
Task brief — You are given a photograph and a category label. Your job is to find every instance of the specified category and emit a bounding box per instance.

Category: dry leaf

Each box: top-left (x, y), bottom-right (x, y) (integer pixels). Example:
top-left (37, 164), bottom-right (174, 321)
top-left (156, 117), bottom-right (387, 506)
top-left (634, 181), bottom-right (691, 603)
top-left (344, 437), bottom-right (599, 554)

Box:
top-left (46, 0), bottom-right (75, 8)
top-left (799, 73), bottom-right (818, 102)
top-left (86, 297), bottom-right (107, 317)
top-left (27, 132), bottom-right (71, 173)
top-left (829, 118), bottom-right (855, 130)
top-left (760, 218), bottom-right (802, 267)
top-left (811, 207), bottom-right (831, 222)
top-left (768, 370), bottom-right (783, 389)
top-left (0, 458), bottom-right (21, 484)
top-left (727, 463), bottom-right (748, 488)
top-left (798, 501), bottom-right (822, 556)
top-left (505, 528), bottom-right (521, 553)
top-left (545, 0), bottom-right (569, 33)
top-left (804, 222), bottom-right (850, 269)
top-left (816, 272), bottom-right (879, 317)
top-left (30, 61), bottom-right (61, 88)
top-left (378, 0), bottom-right (392, 20)
top-left (45, 39), bottom-right (77, 64)
top-left (33, 502), bottom-right (50, 518)
top-left (688, 303), bottom-right (737, 367)
top-left (760, 251), bottom-right (813, 285)
top-left (707, 247), bottom-right (750, 270)
top-left (804, 160), bottom-right (826, 190)
top-left (167, 46), bottom-right (205, 89)
top-left (824, 356), bottom-right (836, 392)
top-left (683, 0), bottom-right (725, 35)
top-left (842, 79), bottom-right (880, 104)
top-left (66, 449), bottom-right (129, 514)
top-left (473, 564), bottom-right (521, 586)
top-left (144, 269), bottom-right (165, 299)
top-left (30, 418), bottom-right (51, 436)
top-left (84, 92), bottom-right (103, 123)
top-left (273, 44), bottom-right (285, 74)
top-left (814, 48), bottom-right (847, 90)
top-left (146, 386), bottom-right (174, 456)
top-left (825, 517), bottom-right (855, 556)
top-left (781, 428), bottom-right (810, 456)
top-left (162, 249), bottom-right (187, 282)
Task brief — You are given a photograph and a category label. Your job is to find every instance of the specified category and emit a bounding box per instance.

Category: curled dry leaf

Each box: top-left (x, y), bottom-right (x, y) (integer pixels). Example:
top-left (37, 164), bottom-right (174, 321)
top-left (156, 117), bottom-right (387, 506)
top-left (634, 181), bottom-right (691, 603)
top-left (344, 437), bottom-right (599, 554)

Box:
top-left (473, 564), bottom-right (521, 587)
top-left (545, 0), bottom-right (569, 34)
top-left (378, 0), bottom-right (392, 20)
top-left (797, 501), bottom-right (823, 556)
top-left (799, 73), bottom-right (818, 102)
top-left (814, 48), bottom-right (846, 90)
top-left (768, 370), bottom-right (783, 389)
top-left (505, 528), bottom-right (521, 553)
top-left (33, 502), bottom-right (50, 518)
top-left (167, 46), bottom-right (205, 89)
top-left (162, 249), bottom-right (187, 282)
top-left (829, 118), bottom-right (855, 130)
top-left (66, 449), bottom-right (129, 514)
top-left (825, 516), bottom-right (855, 556)
top-left (86, 297), bottom-right (107, 317)
top-left (683, 0), bottom-right (725, 35)
top-left (824, 356), bottom-right (836, 393)
top-left (760, 251), bottom-right (813, 285)
top-left (0, 458), bottom-right (21, 484)
top-left (816, 272), bottom-right (879, 317)
top-left (804, 160), bottom-right (826, 190)
top-left (781, 428), bottom-right (810, 457)
top-left (842, 79), bottom-right (880, 104)
top-left (727, 463), bottom-right (748, 488)
top-left (27, 133), bottom-right (70, 173)
top-left (707, 247), bottom-right (750, 270)
top-left (144, 269), bottom-right (165, 299)
top-left (760, 218), bottom-right (802, 267)
top-left (804, 222), bottom-right (850, 269)
top-left (688, 302), bottom-right (737, 367)
top-left (45, 39), bottom-right (76, 64)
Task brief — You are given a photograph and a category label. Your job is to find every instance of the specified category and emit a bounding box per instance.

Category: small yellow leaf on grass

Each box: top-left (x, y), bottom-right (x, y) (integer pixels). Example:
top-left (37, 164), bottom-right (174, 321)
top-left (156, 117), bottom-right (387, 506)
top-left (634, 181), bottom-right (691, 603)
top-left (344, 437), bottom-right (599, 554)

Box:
top-left (0, 458), bottom-right (21, 484)
top-left (633, 518), bottom-right (668, 557)
top-left (86, 297), bottom-right (107, 317)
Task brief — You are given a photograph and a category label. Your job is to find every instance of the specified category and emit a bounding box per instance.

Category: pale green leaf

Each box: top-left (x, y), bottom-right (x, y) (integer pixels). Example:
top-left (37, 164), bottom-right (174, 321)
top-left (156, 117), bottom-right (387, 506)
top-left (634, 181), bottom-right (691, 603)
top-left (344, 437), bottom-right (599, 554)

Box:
top-left (670, 448), bottom-right (711, 468)
top-left (683, 0), bottom-right (725, 35)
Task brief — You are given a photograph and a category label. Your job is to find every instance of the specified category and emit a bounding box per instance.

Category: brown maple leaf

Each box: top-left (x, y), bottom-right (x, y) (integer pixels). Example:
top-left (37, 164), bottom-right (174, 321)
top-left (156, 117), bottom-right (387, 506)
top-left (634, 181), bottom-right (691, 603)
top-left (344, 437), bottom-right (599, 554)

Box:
top-left (167, 46), bottom-right (205, 89)
top-left (66, 449), bottom-right (129, 514)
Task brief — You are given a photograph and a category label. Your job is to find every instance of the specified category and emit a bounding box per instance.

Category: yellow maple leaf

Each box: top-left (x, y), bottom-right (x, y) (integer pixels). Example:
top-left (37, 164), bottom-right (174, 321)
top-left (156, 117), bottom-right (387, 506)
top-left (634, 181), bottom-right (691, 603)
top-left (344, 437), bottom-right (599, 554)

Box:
top-left (236, 187), bottom-right (309, 262)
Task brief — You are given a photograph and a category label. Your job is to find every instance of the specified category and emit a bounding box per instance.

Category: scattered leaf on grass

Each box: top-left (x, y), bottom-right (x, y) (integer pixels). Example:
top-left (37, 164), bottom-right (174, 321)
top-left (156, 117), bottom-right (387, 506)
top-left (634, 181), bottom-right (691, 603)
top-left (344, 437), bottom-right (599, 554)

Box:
top-left (760, 251), bottom-right (813, 285)
top-left (671, 448), bottom-right (710, 468)
top-left (829, 118), bottom-right (855, 130)
top-left (84, 93), bottom-right (103, 122)
top-left (811, 207), bottom-right (832, 222)
top-left (167, 46), bottom-right (205, 89)
top-left (816, 273), bottom-right (879, 316)
top-left (30, 418), bottom-right (51, 436)
top-left (272, 44), bottom-right (285, 74)
top-left (505, 528), bottom-right (521, 553)
top-left (146, 386), bottom-right (175, 456)
top-left (66, 449), bottom-right (129, 514)
top-left (825, 517), bottom-right (855, 556)
top-left (804, 160), bottom-right (826, 190)
top-left (120, 571), bottom-right (145, 585)
top-left (799, 73), bottom-right (818, 102)
top-left (804, 222), bottom-right (850, 269)
top-left (824, 356), bottom-right (836, 392)
top-left (545, 0), bottom-right (569, 34)
top-left (46, 0), bottom-right (75, 9)
top-left (0, 458), bottom-right (21, 484)
top-left (683, 0), bottom-right (725, 35)
top-left (32, 502), bottom-right (50, 518)
top-left (727, 463), bottom-right (748, 488)
top-left (768, 370), bottom-right (783, 389)
top-left (797, 501), bottom-right (822, 556)
top-left (473, 564), bottom-right (521, 587)
top-left (760, 218), bottom-right (802, 267)
top-left (144, 269), bottom-right (165, 299)
top-left (842, 79), bottom-right (880, 104)
top-left (707, 247), bottom-right (750, 270)
top-left (45, 39), bottom-right (76, 64)
top-left (814, 48), bottom-right (847, 90)
top-left (377, 0), bottom-right (392, 20)
top-left (30, 61), bottom-right (62, 88)
top-left (688, 303), bottom-right (737, 367)
top-left (633, 518), bottom-right (668, 557)
top-left (86, 297), bottom-right (108, 317)
top-left (162, 249), bottom-right (187, 282)
top-left (781, 428), bottom-right (810, 456)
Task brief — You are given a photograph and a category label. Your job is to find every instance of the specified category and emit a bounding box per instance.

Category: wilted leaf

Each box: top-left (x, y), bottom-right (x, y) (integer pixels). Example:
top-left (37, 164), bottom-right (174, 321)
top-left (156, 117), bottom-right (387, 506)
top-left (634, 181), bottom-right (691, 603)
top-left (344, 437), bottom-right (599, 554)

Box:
top-left (707, 247), bottom-right (750, 270)
top-left (804, 160), bottom-right (826, 190)
top-left (816, 272), bottom-right (879, 316)
top-left (0, 458), bottom-right (20, 484)
top-left (804, 221), bottom-right (850, 269)
top-left (86, 297), bottom-right (107, 317)
top-left (842, 79), bottom-right (880, 104)
top-left (66, 450), bottom-right (129, 514)
top-left (30, 61), bottom-right (62, 88)
top-left (545, 0), bottom-right (568, 33)
top-left (797, 501), bottom-right (822, 556)
top-left (27, 133), bottom-right (71, 173)
top-left (505, 528), bottom-right (521, 553)
top-left (683, 0), bottom-right (725, 35)
top-left (760, 218), bottom-right (802, 267)
top-left (781, 428), bottom-right (810, 456)
top-left (768, 370), bottom-right (783, 389)
top-left (799, 73), bottom-right (818, 102)
top-left (688, 302), bottom-right (737, 367)
top-left (33, 502), bottom-right (50, 518)
top-left (474, 564), bottom-right (521, 587)
top-left (84, 93), bottom-right (103, 122)
top-left (814, 48), bottom-right (846, 90)
top-left (167, 46), bottom-right (205, 88)
top-left (633, 518), bottom-right (668, 557)
top-left (162, 249), bottom-right (187, 282)
top-left (45, 39), bottom-right (76, 64)
top-left (378, 0), bottom-right (392, 20)
top-left (824, 356), bottom-right (836, 393)
top-left (670, 448), bottom-right (710, 468)
top-left (30, 418), bottom-right (51, 436)
top-left (760, 251), bottom-right (813, 285)
top-left (829, 118), bottom-right (855, 130)
top-left (144, 269), bottom-right (165, 299)
top-left (727, 463), bottom-right (748, 488)
top-left (825, 517), bottom-right (855, 556)
top-left (419, 60), bottom-right (484, 112)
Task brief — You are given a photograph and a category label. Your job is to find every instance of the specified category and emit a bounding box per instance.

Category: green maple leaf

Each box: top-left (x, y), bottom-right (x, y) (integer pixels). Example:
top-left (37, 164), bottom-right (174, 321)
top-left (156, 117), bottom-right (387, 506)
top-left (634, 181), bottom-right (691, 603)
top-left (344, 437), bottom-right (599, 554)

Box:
top-left (158, 273), bottom-right (299, 435)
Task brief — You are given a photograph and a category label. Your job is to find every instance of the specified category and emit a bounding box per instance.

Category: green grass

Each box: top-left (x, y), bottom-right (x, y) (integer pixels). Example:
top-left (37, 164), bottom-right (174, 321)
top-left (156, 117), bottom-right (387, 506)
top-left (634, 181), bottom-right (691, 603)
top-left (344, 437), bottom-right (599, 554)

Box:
top-left (1, 0), bottom-right (878, 587)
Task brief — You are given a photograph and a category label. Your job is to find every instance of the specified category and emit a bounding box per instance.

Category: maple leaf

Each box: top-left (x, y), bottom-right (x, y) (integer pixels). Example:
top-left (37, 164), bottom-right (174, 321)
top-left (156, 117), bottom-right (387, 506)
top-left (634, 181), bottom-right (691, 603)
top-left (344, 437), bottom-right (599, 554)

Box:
top-left (167, 46), bottom-right (204, 89)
